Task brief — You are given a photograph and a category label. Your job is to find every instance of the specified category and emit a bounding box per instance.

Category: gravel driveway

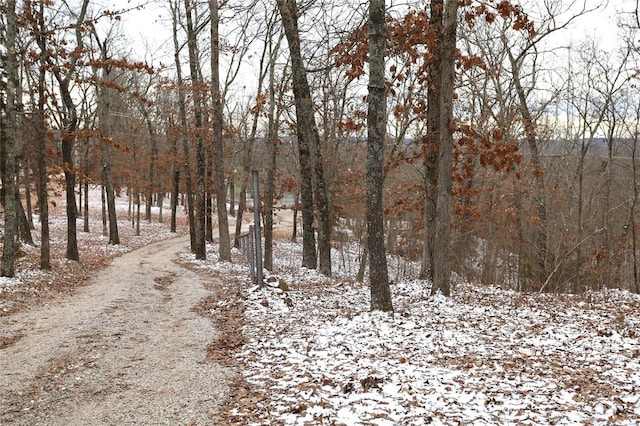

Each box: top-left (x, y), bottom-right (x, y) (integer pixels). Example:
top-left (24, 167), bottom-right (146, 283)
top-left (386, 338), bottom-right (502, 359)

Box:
top-left (0, 235), bottom-right (230, 425)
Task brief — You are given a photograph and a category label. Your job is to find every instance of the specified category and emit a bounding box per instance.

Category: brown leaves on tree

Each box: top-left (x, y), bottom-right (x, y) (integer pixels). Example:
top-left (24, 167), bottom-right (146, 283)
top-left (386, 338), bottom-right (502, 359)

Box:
top-left (332, 1), bottom-right (534, 84)
top-left (331, 24), bottom-right (369, 80)
top-left (457, 124), bottom-right (522, 175)
top-left (464, 0), bottom-right (536, 36)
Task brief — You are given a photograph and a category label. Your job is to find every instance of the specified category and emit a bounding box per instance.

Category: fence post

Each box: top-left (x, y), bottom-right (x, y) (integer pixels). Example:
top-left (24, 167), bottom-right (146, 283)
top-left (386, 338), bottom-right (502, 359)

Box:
top-left (252, 170), bottom-right (264, 287)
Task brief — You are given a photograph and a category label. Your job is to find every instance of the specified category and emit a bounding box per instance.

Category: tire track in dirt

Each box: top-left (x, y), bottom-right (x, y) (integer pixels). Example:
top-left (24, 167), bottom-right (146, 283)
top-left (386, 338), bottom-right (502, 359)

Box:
top-left (0, 235), bottom-right (230, 425)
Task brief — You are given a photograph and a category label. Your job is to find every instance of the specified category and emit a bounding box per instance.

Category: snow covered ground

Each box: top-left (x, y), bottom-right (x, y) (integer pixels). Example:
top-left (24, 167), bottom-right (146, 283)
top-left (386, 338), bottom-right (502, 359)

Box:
top-left (4, 185), bottom-right (639, 425)
top-left (193, 237), bottom-right (640, 425)
top-left (0, 186), bottom-right (181, 302)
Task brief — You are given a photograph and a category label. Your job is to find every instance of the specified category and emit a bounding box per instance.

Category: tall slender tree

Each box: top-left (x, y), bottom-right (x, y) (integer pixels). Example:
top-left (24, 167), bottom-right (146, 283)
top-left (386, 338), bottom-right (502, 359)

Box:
top-left (1, 0), bottom-right (18, 277)
top-left (91, 31), bottom-right (120, 245)
top-left (430, 0), bottom-right (459, 297)
top-left (49, 0), bottom-right (90, 261)
top-left (34, 0), bottom-right (51, 269)
top-left (210, 0), bottom-right (231, 261)
top-left (420, 0), bottom-right (444, 282)
top-left (277, 0), bottom-right (332, 276)
top-left (183, 0), bottom-right (206, 258)
top-left (170, 0), bottom-right (196, 248)
top-left (367, 0), bottom-right (393, 311)
top-left (264, 26), bottom-right (284, 272)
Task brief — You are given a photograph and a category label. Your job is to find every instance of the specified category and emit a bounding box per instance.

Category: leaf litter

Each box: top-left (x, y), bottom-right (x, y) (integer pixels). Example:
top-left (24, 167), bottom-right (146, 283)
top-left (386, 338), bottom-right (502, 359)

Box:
top-left (191, 238), bottom-right (640, 425)
top-left (2, 191), bottom-right (639, 425)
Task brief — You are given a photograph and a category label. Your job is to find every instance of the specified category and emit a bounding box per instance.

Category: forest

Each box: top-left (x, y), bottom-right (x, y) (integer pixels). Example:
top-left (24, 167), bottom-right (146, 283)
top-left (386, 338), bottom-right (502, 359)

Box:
top-left (2, 0), bottom-right (640, 308)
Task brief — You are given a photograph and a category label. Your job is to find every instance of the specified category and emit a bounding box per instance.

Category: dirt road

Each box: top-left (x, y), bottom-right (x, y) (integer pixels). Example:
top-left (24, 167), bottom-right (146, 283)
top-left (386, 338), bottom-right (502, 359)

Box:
top-left (0, 235), bottom-right (230, 425)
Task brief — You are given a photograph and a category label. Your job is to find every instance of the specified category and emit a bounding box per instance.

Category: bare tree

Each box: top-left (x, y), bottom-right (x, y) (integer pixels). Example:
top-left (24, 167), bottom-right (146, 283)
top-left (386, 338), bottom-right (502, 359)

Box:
top-left (423, 0), bottom-right (459, 297)
top-left (419, 0), bottom-right (444, 283)
top-left (1, 0), bottom-right (18, 277)
top-left (264, 18), bottom-right (285, 272)
top-left (34, 0), bottom-right (51, 269)
top-left (47, 0), bottom-right (91, 261)
top-left (210, 0), bottom-right (231, 261)
top-left (170, 0), bottom-right (197, 252)
top-left (367, 0), bottom-right (393, 311)
top-left (89, 30), bottom-right (120, 245)
top-left (277, 0), bottom-right (333, 276)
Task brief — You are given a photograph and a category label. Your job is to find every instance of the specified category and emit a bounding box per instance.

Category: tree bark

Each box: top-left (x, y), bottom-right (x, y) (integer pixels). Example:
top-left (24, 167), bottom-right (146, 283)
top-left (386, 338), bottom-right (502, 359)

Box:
top-left (431, 0), bottom-right (458, 297)
top-left (184, 0), bottom-right (207, 260)
top-left (1, 0), bottom-right (18, 276)
top-left (170, 122), bottom-right (180, 234)
top-left (93, 39), bottom-right (120, 245)
top-left (210, 0), bottom-right (231, 261)
top-left (263, 21), bottom-right (284, 271)
top-left (506, 43), bottom-right (548, 286)
top-left (264, 48), bottom-right (279, 272)
top-left (171, 0), bottom-right (196, 251)
top-left (49, 0), bottom-right (90, 261)
top-left (367, 0), bottom-right (393, 311)
top-left (101, 180), bottom-right (107, 236)
top-left (143, 110), bottom-right (158, 223)
top-left (276, 0), bottom-right (316, 270)
top-left (23, 166), bottom-right (34, 230)
top-left (632, 131), bottom-right (640, 293)
top-left (35, 0), bottom-right (50, 269)
top-left (83, 140), bottom-right (90, 232)
top-left (277, 0), bottom-right (332, 275)
top-left (16, 195), bottom-right (34, 246)
top-left (60, 84), bottom-right (79, 261)
top-left (420, 0), bottom-right (443, 282)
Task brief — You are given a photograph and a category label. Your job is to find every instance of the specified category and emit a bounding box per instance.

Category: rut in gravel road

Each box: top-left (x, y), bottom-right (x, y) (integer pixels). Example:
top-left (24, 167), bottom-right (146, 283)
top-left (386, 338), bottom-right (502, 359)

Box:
top-left (0, 235), bottom-right (231, 425)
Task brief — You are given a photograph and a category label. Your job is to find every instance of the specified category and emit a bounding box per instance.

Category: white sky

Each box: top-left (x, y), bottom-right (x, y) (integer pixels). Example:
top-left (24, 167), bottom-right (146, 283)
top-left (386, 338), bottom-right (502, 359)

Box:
top-left (116, 1), bottom-right (636, 61)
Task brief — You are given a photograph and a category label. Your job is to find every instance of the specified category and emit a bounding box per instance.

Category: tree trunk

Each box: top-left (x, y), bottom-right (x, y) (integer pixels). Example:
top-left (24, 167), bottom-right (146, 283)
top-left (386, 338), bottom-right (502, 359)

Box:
top-left (356, 244), bottom-right (368, 283)
top-left (277, 0), bottom-right (316, 270)
top-left (83, 140), bottom-right (90, 232)
top-left (144, 110), bottom-right (158, 223)
top-left (158, 192), bottom-right (164, 223)
top-left (234, 103), bottom-right (258, 250)
top-left (96, 42), bottom-right (120, 245)
top-left (78, 176), bottom-right (82, 222)
top-left (136, 192), bottom-right (141, 236)
top-left (263, 25), bottom-right (283, 272)
top-left (210, 0), bottom-right (231, 261)
top-left (481, 185), bottom-right (497, 285)
top-left (24, 167), bottom-right (34, 230)
top-left (575, 140), bottom-right (587, 293)
top-left (507, 44), bottom-right (548, 286)
top-left (431, 0), bottom-right (458, 297)
top-left (184, 0), bottom-right (207, 260)
top-left (101, 180), bottom-right (107, 236)
top-left (60, 79), bottom-right (79, 261)
top-left (101, 145), bottom-right (119, 244)
top-left (171, 0), bottom-right (196, 251)
top-left (170, 128), bottom-right (180, 233)
top-left (264, 78), bottom-right (277, 271)
top-left (367, 0), bottom-right (393, 311)
top-left (228, 178), bottom-right (235, 216)
top-left (56, 0), bottom-right (89, 261)
top-left (35, 0), bottom-right (50, 269)
top-left (1, 0), bottom-right (18, 276)
top-left (420, 0), bottom-right (443, 283)
top-left (632, 132), bottom-right (640, 293)
top-left (277, 0), bottom-right (333, 275)
top-left (603, 124), bottom-right (615, 288)
top-left (16, 195), bottom-right (34, 246)
top-left (206, 193), bottom-right (214, 242)
top-left (291, 192), bottom-right (299, 242)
